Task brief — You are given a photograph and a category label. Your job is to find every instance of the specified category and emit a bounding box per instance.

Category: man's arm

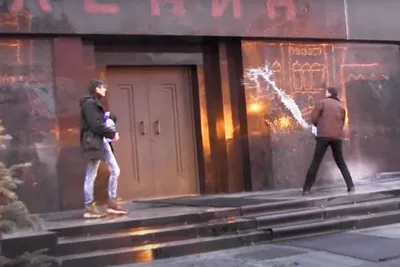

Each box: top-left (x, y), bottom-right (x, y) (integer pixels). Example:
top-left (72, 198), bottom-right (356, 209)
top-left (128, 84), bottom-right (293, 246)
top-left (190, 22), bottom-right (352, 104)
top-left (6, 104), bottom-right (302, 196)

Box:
top-left (311, 100), bottom-right (323, 126)
top-left (82, 100), bottom-right (116, 139)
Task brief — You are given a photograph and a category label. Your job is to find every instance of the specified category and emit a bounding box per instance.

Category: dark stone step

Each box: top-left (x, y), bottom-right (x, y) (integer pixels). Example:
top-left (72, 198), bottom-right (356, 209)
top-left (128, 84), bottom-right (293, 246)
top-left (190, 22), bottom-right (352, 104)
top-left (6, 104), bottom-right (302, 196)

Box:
top-left (254, 198), bottom-right (400, 227)
top-left (316, 190), bottom-right (400, 207)
top-left (59, 231), bottom-right (271, 267)
top-left (49, 188), bottom-right (400, 240)
top-left (57, 218), bottom-right (257, 256)
top-left (57, 196), bottom-right (400, 258)
top-left (1, 231), bottom-right (57, 259)
top-left (49, 208), bottom-right (240, 237)
top-left (270, 217), bottom-right (353, 240)
top-left (268, 209), bottom-right (400, 240)
top-left (242, 188), bottom-right (400, 216)
top-left (58, 209), bottom-right (400, 267)
top-left (240, 199), bottom-right (315, 215)
top-left (377, 171), bottom-right (400, 180)
top-left (323, 197), bottom-right (400, 217)
top-left (54, 192), bottom-right (400, 266)
top-left (136, 196), bottom-right (289, 207)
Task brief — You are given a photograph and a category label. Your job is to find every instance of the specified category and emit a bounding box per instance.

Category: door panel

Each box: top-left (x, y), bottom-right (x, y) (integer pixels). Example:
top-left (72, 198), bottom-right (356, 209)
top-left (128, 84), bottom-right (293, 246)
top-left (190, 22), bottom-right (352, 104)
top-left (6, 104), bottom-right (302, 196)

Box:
top-left (106, 82), bottom-right (154, 199)
top-left (148, 84), bottom-right (180, 196)
top-left (129, 82), bottom-right (154, 196)
top-left (107, 67), bottom-right (198, 200)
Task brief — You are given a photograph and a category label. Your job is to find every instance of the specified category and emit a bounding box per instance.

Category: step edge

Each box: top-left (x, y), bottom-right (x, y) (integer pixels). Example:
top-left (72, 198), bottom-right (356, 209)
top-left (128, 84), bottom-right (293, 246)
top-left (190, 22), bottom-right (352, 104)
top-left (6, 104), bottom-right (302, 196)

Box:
top-left (58, 230), bottom-right (269, 261)
top-left (267, 208), bottom-right (400, 232)
top-left (47, 208), bottom-right (240, 232)
top-left (254, 197), bottom-right (400, 221)
top-left (58, 218), bottom-right (256, 245)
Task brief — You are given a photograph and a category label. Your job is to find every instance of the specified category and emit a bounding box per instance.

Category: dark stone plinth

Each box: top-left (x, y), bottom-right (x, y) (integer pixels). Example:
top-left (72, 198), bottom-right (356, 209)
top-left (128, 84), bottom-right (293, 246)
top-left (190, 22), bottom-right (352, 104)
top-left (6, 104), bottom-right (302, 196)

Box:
top-left (1, 230), bottom-right (57, 258)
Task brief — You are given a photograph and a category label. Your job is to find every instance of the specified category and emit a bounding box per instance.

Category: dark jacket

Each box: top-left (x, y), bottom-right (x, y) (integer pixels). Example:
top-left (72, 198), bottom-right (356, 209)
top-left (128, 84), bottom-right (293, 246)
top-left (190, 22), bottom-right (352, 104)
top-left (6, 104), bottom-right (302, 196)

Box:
top-left (80, 94), bottom-right (116, 160)
top-left (311, 96), bottom-right (346, 140)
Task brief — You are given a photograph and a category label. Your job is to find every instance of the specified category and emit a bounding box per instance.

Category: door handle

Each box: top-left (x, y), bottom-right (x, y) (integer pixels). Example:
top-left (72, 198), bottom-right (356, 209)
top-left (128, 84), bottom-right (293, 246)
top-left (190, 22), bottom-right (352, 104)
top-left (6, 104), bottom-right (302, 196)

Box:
top-left (139, 121), bottom-right (147, 135)
top-left (154, 120), bottom-right (161, 135)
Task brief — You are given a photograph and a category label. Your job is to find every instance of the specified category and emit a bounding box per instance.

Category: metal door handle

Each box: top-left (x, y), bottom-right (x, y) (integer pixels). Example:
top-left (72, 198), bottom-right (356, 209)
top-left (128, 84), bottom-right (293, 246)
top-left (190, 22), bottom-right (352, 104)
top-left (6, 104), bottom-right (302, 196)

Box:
top-left (139, 121), bottom-right (147, 135)
top-left (154, 120), bottom-right (161, 135)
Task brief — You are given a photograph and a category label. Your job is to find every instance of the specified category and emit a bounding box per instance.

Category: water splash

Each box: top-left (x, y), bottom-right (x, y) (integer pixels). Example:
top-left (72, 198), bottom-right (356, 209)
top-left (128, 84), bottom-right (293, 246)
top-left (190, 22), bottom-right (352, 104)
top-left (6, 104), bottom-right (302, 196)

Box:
top-left (245, 64), bottom-right (317, 134)
top-left (325, 158), bottom-right (378, 183)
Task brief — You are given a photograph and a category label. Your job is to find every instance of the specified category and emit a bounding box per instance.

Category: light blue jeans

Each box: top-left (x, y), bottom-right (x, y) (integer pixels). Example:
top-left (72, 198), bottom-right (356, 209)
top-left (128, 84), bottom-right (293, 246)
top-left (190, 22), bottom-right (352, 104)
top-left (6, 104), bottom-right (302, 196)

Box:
top-left (84, 141), bottom-right (120, 205)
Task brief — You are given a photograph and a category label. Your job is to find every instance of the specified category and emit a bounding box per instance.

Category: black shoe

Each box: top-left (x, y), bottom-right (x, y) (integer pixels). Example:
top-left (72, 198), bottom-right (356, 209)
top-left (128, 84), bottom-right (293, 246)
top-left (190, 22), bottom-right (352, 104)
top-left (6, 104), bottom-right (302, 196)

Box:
top-left (347, 186), bottom-right (355, 193)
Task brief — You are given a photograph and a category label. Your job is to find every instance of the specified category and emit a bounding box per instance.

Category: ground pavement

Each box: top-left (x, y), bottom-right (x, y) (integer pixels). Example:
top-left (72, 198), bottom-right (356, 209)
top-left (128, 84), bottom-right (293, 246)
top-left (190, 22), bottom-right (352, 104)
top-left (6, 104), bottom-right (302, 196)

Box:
top-left (115, 222), bottom-right (400, 267)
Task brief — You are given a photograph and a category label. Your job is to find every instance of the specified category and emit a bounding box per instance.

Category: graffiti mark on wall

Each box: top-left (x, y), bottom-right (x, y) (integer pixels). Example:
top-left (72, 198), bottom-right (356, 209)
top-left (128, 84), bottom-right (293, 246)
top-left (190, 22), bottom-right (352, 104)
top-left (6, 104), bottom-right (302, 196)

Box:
top-left (4, 0), bottom-right (299, 20)
top-left (0, 40), bottom-right (22, 66)
top-left (10, 0), bottom-right (52, 13)
top-left (0, 39), bottom-right (58, 204)
top-left (266, 0), bottom-right (296, 21)
top-left (243, 42), bottom-right (392, 134)
top-left (26, 87), bottom-right (55, 117)
top-left (0, 6), bottom-right (32, 32)
top-left (0, 40), bottom-right (56, 125)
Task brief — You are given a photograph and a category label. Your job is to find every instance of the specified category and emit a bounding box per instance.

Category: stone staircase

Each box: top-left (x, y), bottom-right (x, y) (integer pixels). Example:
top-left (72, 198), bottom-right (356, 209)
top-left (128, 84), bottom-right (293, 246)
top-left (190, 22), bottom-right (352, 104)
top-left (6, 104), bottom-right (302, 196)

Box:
top-left (49, 184), bottom-right (400, 267)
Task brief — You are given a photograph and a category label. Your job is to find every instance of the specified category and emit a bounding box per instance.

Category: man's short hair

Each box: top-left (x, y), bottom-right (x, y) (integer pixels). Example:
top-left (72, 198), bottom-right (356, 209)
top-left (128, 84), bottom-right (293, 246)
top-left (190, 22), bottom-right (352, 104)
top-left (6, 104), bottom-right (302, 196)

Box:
top-left (327, 87), bottom-right (338, 97)
top-left (88, 79), bottom-right (105, 94)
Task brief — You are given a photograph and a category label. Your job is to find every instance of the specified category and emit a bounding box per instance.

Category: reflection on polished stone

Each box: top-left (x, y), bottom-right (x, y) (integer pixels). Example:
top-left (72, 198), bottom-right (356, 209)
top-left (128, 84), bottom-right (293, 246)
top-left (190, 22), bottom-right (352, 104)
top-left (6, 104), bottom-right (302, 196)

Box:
top-left (0, 39), bottom-right (58, 213)
top-left (242, 41), bottom-right (400, 191)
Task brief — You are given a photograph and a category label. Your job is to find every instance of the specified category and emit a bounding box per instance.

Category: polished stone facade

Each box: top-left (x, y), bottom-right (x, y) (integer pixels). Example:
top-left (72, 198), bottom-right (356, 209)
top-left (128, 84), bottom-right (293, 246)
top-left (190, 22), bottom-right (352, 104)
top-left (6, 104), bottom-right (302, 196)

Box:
top-left (0, 39), bottom-right (58, 212)
top-left (242, 41), bottom-right (400, 190)
top-left (1, 1), bottom-right (400, 213)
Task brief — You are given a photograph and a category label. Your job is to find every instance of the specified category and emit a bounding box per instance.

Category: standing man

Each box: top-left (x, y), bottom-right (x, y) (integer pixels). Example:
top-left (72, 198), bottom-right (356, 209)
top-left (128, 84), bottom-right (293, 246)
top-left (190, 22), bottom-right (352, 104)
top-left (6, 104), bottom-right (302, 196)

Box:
top-left (303, 87), bottom-right (355, 195)
top-left (80, 79), bottom-right (127, 218)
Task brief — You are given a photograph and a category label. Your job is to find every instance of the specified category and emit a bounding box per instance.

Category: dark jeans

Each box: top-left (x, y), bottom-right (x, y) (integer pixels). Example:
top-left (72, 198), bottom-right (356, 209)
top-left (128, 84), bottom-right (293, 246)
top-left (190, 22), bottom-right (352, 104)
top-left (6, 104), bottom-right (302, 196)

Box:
top-left (303, 139), bottom-right (354, 191)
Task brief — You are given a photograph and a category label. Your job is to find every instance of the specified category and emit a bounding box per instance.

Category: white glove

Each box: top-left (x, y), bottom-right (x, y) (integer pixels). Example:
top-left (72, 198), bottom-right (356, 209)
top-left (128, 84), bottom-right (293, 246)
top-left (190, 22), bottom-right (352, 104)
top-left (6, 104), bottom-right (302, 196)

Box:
top-left (311, 126), bottom-right (317, 136)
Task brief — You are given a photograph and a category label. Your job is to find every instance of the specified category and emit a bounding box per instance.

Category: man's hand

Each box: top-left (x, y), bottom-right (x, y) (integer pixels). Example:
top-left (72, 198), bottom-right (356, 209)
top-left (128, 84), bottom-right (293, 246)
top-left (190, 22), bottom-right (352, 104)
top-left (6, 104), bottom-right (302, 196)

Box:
top-left (113, 132), bottom-right (120, 141)
top-left (311, 126), bottom-right (317, 136)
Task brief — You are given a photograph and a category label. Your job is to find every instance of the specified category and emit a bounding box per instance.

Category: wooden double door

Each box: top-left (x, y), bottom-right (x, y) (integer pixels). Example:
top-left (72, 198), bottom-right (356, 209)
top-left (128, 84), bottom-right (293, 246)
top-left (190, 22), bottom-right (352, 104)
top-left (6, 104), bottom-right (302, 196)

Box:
top-left (107, 67), bottom-right (198, 200)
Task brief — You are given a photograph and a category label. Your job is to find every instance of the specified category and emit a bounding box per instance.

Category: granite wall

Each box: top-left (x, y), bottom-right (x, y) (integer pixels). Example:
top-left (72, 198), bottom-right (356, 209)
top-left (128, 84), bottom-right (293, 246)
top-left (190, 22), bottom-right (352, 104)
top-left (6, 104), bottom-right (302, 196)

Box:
top-left (0, 0), bottom-right (346, 39)
top-left (242, 41), bottom-right (400, 190)
top-left (0, 38), bottom-right (59, 212)
top-left (3, 36), bottom-right (400, 213)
